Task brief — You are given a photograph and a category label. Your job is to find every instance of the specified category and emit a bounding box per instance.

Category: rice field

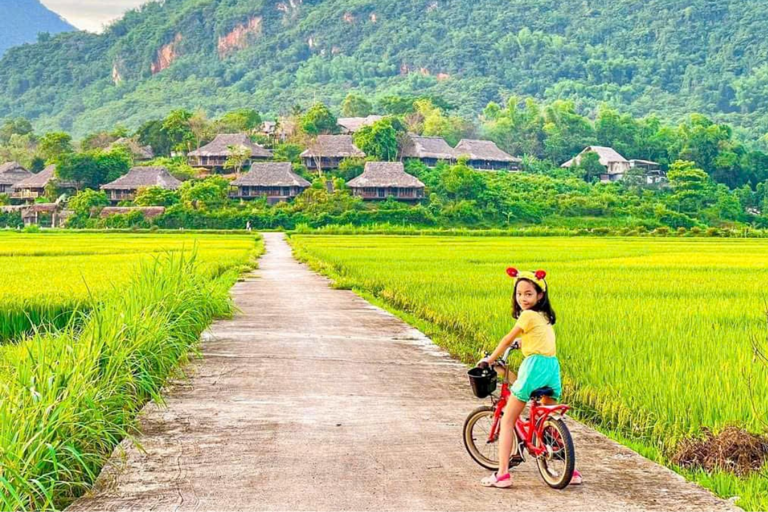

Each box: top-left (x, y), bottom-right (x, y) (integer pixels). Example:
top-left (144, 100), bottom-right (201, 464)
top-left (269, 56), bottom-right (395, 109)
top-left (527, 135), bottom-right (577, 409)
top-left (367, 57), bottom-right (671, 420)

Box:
top-left (0, 232), bottom-right (261, 510)
top-left (0, 232), bottom-right (260, 341)
top-left (290, 235), bottom-right (768, 510)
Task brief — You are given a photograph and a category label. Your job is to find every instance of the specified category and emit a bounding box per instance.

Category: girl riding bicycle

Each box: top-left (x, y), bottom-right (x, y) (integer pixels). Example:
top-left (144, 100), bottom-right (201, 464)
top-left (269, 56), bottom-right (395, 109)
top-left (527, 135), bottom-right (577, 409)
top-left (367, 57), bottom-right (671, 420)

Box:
top-left (478, 268), bottom-right (581, 488)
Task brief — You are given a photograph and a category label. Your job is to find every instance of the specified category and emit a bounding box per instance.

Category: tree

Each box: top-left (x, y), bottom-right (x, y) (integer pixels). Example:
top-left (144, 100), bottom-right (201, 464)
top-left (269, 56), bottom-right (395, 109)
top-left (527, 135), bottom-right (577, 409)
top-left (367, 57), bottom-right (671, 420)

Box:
top-left (161, 109), bottom-right (195, 153)
top-left (353, 118), bottom-right (400, 160)
top-left (134, 186), bottom-right (180, 207)
top-left (137, 119), bottom-right (172, 156)
top-left (188, 110), bottom-right (214, 151)
top-left (218, 109), bottom-right (262, 133)
top-left (69, 189), bottom-right (109, 216)
top-left (574, 151), bottom-right (605, 183)
top-left (0, 118), bottom-right (33, 145)
top-left (56, 149), bottom-right (131, 190)
top-left (179, 177), bottom-right (229, 210)
top-left (666, 160), bottom-right (714, 214)
top-left (341, 94), bottom-right (373, 117)
top-left (223, 145), bottom-right (251, 175)
top-left (439, 159), bottom-right (485, 200)
top-left (301, 103), bottom-right (338, 136)
top-left (38, 132), bottom-right (73, 162)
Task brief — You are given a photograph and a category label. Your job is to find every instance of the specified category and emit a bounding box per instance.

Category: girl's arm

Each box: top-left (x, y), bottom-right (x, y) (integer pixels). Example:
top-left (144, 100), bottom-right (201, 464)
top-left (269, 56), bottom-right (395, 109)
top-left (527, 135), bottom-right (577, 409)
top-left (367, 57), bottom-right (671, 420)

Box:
top-left (483, 326), bottom-right (523, 364)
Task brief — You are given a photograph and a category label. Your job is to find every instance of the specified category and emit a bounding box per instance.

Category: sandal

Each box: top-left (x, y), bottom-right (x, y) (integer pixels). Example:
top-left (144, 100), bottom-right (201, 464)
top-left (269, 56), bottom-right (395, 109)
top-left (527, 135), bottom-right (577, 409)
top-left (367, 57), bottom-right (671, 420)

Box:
top-left (570, 469), bottom-right (583, 485)
top-left (480, 472), bottom-right (513, 488)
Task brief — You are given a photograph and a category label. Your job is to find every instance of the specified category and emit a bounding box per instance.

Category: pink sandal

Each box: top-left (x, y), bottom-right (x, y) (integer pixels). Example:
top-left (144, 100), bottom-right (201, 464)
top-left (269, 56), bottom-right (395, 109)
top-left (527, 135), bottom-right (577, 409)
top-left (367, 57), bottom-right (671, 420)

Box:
top-left (480, 472), bottom-right (513, 488)
top-left (570, 469), bottom-right (583, 485)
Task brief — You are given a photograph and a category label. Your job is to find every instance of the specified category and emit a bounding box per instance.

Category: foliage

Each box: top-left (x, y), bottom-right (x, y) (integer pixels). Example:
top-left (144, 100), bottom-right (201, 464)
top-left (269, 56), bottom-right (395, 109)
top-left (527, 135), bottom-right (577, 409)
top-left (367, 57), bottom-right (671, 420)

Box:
top-left (134, 186), bottom-right (181, 207)
top-left (38, 131), bottom-right (73, 162)
top-left (55, 148), bottom-right (131, 189)
top-left (301, 103), bottom-right (338, 136)
top-left (179, 176), bottom-right (230, 210)
top-left (353, 117), bottom-right (400, 161)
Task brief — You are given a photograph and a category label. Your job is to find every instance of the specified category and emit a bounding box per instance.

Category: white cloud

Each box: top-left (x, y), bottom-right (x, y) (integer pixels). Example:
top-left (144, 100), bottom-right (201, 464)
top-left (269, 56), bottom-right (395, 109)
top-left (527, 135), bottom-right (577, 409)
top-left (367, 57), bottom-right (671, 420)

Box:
top-left (40, 0), bottom-right (149, 33)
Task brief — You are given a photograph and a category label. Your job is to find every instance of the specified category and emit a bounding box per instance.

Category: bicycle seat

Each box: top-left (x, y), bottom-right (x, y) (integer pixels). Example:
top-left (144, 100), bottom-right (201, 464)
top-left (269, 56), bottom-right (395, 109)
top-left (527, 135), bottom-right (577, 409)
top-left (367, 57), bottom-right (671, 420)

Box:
top-left (530, 387), bottom-right (555, 400)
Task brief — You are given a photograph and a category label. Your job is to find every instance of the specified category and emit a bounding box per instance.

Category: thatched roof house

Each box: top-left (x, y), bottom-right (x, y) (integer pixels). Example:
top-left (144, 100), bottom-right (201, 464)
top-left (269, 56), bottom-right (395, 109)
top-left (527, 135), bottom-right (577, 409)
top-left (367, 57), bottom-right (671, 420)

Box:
top-left (300, 135), bottom-right (366, 171)
top-left (230, 162), bottom-right (311, 204)
top-left (188, 134), bottom-right (272, 170)
top-left (100, 207), bottom-right (166, 219)
top-left (108, 137), bottom-right (155, 161)
top-left (562, 146), bottom-right (631, 182)
top-left (11, 165), bottom-right (79, 201)
top-left (100, 166), bottom-right (181, 203)
top-left (347, 161), bottom-right (425, 201)
top-left (337, 115), bottom-right (383, 134)
top-left (454, 139), bottom-right (522, 170)
top-left (0, 162), bottom-right (33, 193)
top-left (400, 134), bottom-right (457, 166)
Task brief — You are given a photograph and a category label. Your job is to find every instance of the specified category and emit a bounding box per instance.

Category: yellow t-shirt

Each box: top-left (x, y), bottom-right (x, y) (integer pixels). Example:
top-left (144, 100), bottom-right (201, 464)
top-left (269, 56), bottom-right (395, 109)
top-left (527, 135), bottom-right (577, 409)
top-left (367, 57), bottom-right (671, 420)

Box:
top-left (515, 309), bottom-right (556, 357)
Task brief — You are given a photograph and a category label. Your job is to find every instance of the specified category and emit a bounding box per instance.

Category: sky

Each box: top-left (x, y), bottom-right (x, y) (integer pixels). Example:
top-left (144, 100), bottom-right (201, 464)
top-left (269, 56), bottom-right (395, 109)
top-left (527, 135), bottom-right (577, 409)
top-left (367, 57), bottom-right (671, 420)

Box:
top-left (41, 0), bottom-right (148, 33)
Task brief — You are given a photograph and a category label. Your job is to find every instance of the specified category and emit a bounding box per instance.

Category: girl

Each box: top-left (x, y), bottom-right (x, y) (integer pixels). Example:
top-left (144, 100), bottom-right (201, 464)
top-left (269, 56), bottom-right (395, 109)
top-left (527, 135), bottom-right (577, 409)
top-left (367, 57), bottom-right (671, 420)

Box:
top-left (478, 267), bottom-right (581, 488)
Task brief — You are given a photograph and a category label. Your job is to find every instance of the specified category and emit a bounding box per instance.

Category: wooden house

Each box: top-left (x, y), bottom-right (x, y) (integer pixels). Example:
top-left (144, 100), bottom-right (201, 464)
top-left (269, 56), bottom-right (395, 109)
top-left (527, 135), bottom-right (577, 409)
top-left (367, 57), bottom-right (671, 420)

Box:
top-left (100, 166), bottom-right (181, 203)
top-left (629, 159), bottom-right (667, 184)
top-left (108, 137), bottom-right (155, 162)
top-left (230, 162), bottom-right (311, 204)
top-left (337, 115), bottom-right (383, 134)
top-left (561, 146), bottom-right (631, 182)
top-left (300, 135), bottom-right (366, 171)
top-left (400, 134), bottom-right (457, 167)
top-left (347, 162), bottom-right (425, 201)
top-left (11, 165), bottom-right (79, 202)
top-left (0, 162), bottom-right (33, 194)
top-left (453, 139), bottom-right (522, 171)
top-left (188, 134), bottom-right (272, 171)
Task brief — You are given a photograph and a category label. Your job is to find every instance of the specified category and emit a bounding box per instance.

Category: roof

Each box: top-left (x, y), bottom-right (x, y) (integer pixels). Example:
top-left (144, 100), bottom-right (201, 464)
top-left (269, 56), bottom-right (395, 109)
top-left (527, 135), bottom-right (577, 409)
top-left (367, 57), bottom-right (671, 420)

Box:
top-left (629, 159), bottom-right (660, 166)
top-left (337, 115), bottom-right (384, 133)
top-left (454, 139), bottom-right (521, 163)
top-left (100, 207), bottom-right (166, 219)
top-left (108, 138), bottom-right (155, 160)
top-left (231, 162), bottom-right (311, 188)
top-left (100, 166), bottom-right (182, 191)
top-left (562, 146), bottom-right (628, 169)
top-left (300, 135), bottom-right (366, 158)
top-left (347, 162), bottom-right (425, 189)
top-left (188, 134), bottom-right (272, 158)
top-left (11, 165), bottom-right (79, 190)
top-left (0, 162), bottom-right (33, 187)
top-left (400, 134), bottom-right (457, 160)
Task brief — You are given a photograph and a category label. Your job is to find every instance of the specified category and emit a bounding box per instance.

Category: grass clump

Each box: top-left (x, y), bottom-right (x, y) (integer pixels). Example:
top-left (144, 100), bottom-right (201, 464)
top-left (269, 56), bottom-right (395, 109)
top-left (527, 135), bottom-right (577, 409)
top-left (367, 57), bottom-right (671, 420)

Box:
top-left (0, 251), bottom-right (241, 510)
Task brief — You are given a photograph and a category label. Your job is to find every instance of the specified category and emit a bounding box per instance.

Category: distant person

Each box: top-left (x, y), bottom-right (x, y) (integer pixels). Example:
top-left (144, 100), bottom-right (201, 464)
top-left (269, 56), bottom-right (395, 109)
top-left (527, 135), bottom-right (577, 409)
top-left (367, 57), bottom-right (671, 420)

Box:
top-left (478, 268), bottom-right (582, 488)
top-left (246, 221), bottom-right (252, 232)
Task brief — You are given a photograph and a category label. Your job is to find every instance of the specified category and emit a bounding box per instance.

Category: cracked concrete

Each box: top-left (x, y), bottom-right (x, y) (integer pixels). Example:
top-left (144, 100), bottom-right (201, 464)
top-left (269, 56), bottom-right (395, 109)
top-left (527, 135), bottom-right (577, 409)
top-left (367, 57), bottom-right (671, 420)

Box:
top-left (69, 232), bottom-right (737, 511)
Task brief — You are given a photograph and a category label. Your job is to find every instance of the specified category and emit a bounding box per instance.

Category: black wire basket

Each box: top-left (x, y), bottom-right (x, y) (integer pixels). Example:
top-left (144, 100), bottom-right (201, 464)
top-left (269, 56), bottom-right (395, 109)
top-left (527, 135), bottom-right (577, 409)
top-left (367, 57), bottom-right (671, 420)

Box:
top-left (467, 366), bottom-right (497, 398)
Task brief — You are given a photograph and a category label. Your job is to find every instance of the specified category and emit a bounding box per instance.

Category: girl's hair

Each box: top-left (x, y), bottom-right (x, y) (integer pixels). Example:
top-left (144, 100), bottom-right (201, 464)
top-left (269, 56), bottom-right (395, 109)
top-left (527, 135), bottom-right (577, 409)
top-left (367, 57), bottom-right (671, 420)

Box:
top-left (512, 278), bottom-right (557, 325)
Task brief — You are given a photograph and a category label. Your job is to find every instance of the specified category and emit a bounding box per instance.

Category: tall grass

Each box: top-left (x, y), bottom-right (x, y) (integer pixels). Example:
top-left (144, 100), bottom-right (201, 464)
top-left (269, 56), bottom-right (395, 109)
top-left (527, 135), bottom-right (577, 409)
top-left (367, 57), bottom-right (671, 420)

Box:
top-left (290, 234), bottom-right (768, 510)
top-left (0, 252), bottom-right (241, 510)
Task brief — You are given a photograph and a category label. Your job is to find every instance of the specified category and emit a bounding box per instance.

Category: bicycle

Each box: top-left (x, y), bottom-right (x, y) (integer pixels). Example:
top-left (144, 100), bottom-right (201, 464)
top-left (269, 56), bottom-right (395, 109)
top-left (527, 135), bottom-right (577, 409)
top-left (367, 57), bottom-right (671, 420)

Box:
top-left (463, 345), bottom-right (575, 489)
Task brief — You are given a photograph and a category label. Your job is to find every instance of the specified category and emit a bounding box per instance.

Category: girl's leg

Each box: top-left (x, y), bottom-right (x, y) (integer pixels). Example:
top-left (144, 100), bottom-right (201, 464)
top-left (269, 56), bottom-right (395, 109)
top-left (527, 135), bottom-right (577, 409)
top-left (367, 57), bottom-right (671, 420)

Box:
top-left (497, 396), bottom-right (526, 476)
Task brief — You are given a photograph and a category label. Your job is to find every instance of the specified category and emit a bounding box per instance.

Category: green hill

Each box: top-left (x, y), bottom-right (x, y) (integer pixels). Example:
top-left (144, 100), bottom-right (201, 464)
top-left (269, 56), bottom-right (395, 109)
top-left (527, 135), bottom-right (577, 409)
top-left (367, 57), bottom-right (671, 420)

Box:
top-left (0, 0), bottom-right (74, 56)
top-left (2, 0), bottom-right (768, 139)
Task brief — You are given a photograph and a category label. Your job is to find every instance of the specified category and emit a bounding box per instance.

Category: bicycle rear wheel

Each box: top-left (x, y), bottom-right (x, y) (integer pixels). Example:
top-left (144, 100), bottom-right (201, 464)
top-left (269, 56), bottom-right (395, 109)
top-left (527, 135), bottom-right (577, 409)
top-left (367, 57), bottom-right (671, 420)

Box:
top-left (535, 417), bottom-right (575, 489)
top-left (463, 406), bottom-right (523, 471)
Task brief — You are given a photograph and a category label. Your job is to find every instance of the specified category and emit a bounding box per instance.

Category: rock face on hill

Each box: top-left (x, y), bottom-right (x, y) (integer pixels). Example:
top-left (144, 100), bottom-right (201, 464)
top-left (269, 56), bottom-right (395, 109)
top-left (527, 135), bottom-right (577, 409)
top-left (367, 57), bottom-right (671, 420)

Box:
top-left (0, 0), bottom-right (74, 55)
top-left (1, 0), bottom-right (767, 138)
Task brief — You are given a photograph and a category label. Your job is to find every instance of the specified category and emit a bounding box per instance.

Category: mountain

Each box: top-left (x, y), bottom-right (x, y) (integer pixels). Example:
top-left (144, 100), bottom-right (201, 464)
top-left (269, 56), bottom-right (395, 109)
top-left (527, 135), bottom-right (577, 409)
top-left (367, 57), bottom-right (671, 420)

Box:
top-left (2, 0), bottom-right (768, 139)
top-left (0, 0), bottom-right (75, 56)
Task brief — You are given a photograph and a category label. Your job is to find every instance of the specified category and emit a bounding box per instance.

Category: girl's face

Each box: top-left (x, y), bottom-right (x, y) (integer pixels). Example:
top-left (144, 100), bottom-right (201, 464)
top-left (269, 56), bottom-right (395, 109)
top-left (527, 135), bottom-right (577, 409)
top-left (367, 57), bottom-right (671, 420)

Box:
top-left (516, 280), bottom-right (543, 310)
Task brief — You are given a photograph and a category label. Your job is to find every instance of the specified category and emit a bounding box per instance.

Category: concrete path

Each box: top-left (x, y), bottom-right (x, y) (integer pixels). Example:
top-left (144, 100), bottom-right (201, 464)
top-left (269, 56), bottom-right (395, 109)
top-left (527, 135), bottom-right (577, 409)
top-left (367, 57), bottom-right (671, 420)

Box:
top-left (70, 233), bottom-right (737, 511)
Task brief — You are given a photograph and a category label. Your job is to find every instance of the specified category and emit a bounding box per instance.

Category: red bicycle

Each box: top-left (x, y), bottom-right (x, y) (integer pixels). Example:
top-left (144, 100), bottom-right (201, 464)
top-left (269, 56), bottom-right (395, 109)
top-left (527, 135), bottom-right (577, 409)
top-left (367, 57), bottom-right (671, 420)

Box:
top-left (463, 346), bottom-right (575, 489)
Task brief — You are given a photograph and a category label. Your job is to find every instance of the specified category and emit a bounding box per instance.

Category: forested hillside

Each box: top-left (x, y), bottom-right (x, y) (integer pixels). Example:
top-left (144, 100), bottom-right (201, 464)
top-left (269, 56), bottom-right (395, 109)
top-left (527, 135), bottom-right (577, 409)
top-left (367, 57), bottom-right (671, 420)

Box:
top-left (2, 0), bottom-right (768, 140)
top-left (0, 0), bottom-right (74, 55)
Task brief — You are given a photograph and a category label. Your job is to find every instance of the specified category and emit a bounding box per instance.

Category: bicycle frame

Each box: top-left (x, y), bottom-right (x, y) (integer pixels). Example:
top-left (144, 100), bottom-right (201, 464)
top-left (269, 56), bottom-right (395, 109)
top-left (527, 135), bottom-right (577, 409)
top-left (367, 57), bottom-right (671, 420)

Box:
top-left (487, 370), bottom-right (570, 458)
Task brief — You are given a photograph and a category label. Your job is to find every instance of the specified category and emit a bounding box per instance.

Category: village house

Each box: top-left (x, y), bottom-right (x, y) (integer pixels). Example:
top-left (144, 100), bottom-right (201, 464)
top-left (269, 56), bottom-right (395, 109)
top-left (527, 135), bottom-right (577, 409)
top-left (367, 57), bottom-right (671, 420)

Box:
top-left (300, 135), bottom-right (366, 171)
top-left (108, 137), bottom-right (155, 162)
top-left (188, 133), bottom-right (272, 172)
top-left (230, 162), bottom-right (311, 204)
top-left (21, 203), bottom-right (71, 228)
top-left (400, 134), bottom-right (457, 167)
top-left (100, 166), bottom-right (182, 203)
top-left (347, 161), bottom-right (425, 201)
top-left (453, 139), bottom-right (522, 170)
top-left (629, 159), bottom-right (667, 184)
top-left (561, 146), bottom-right (632, 182)
top-left (337, 115), bottom-right (383, 134)
top-left (0, 162), bottom-right (33, 194)
top-left (11, 165), bottom-right (79, 202)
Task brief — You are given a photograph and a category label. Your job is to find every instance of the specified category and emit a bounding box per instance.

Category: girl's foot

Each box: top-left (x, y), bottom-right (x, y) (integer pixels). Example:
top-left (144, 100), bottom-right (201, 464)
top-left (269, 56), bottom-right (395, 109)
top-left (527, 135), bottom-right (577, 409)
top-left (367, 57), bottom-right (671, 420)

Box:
top-left (570, 469), bottom-right (583, 485)
top-left (480, 472), bottom-right (512, 488)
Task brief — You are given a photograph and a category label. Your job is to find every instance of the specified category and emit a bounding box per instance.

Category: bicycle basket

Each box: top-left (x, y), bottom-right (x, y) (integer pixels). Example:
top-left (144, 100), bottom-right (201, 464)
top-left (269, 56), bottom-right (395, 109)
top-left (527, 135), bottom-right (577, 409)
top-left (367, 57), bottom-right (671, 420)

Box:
top-left (467, 366), bottom-right (498, 398)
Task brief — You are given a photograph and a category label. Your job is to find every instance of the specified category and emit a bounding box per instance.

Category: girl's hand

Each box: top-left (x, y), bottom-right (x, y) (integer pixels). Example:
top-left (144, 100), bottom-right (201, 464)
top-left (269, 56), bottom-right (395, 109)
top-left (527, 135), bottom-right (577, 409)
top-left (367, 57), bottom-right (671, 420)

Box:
top-left (477, 357), bottom-right (492, 369)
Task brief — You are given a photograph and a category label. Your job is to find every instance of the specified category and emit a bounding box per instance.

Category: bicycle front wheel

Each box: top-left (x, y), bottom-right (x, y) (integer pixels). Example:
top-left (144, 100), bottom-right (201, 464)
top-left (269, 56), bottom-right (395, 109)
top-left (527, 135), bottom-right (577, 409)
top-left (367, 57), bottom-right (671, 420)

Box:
top-left (463, 406), bottom-right (523, 471)
top-left (535, 417), bottom-right (575, 489)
